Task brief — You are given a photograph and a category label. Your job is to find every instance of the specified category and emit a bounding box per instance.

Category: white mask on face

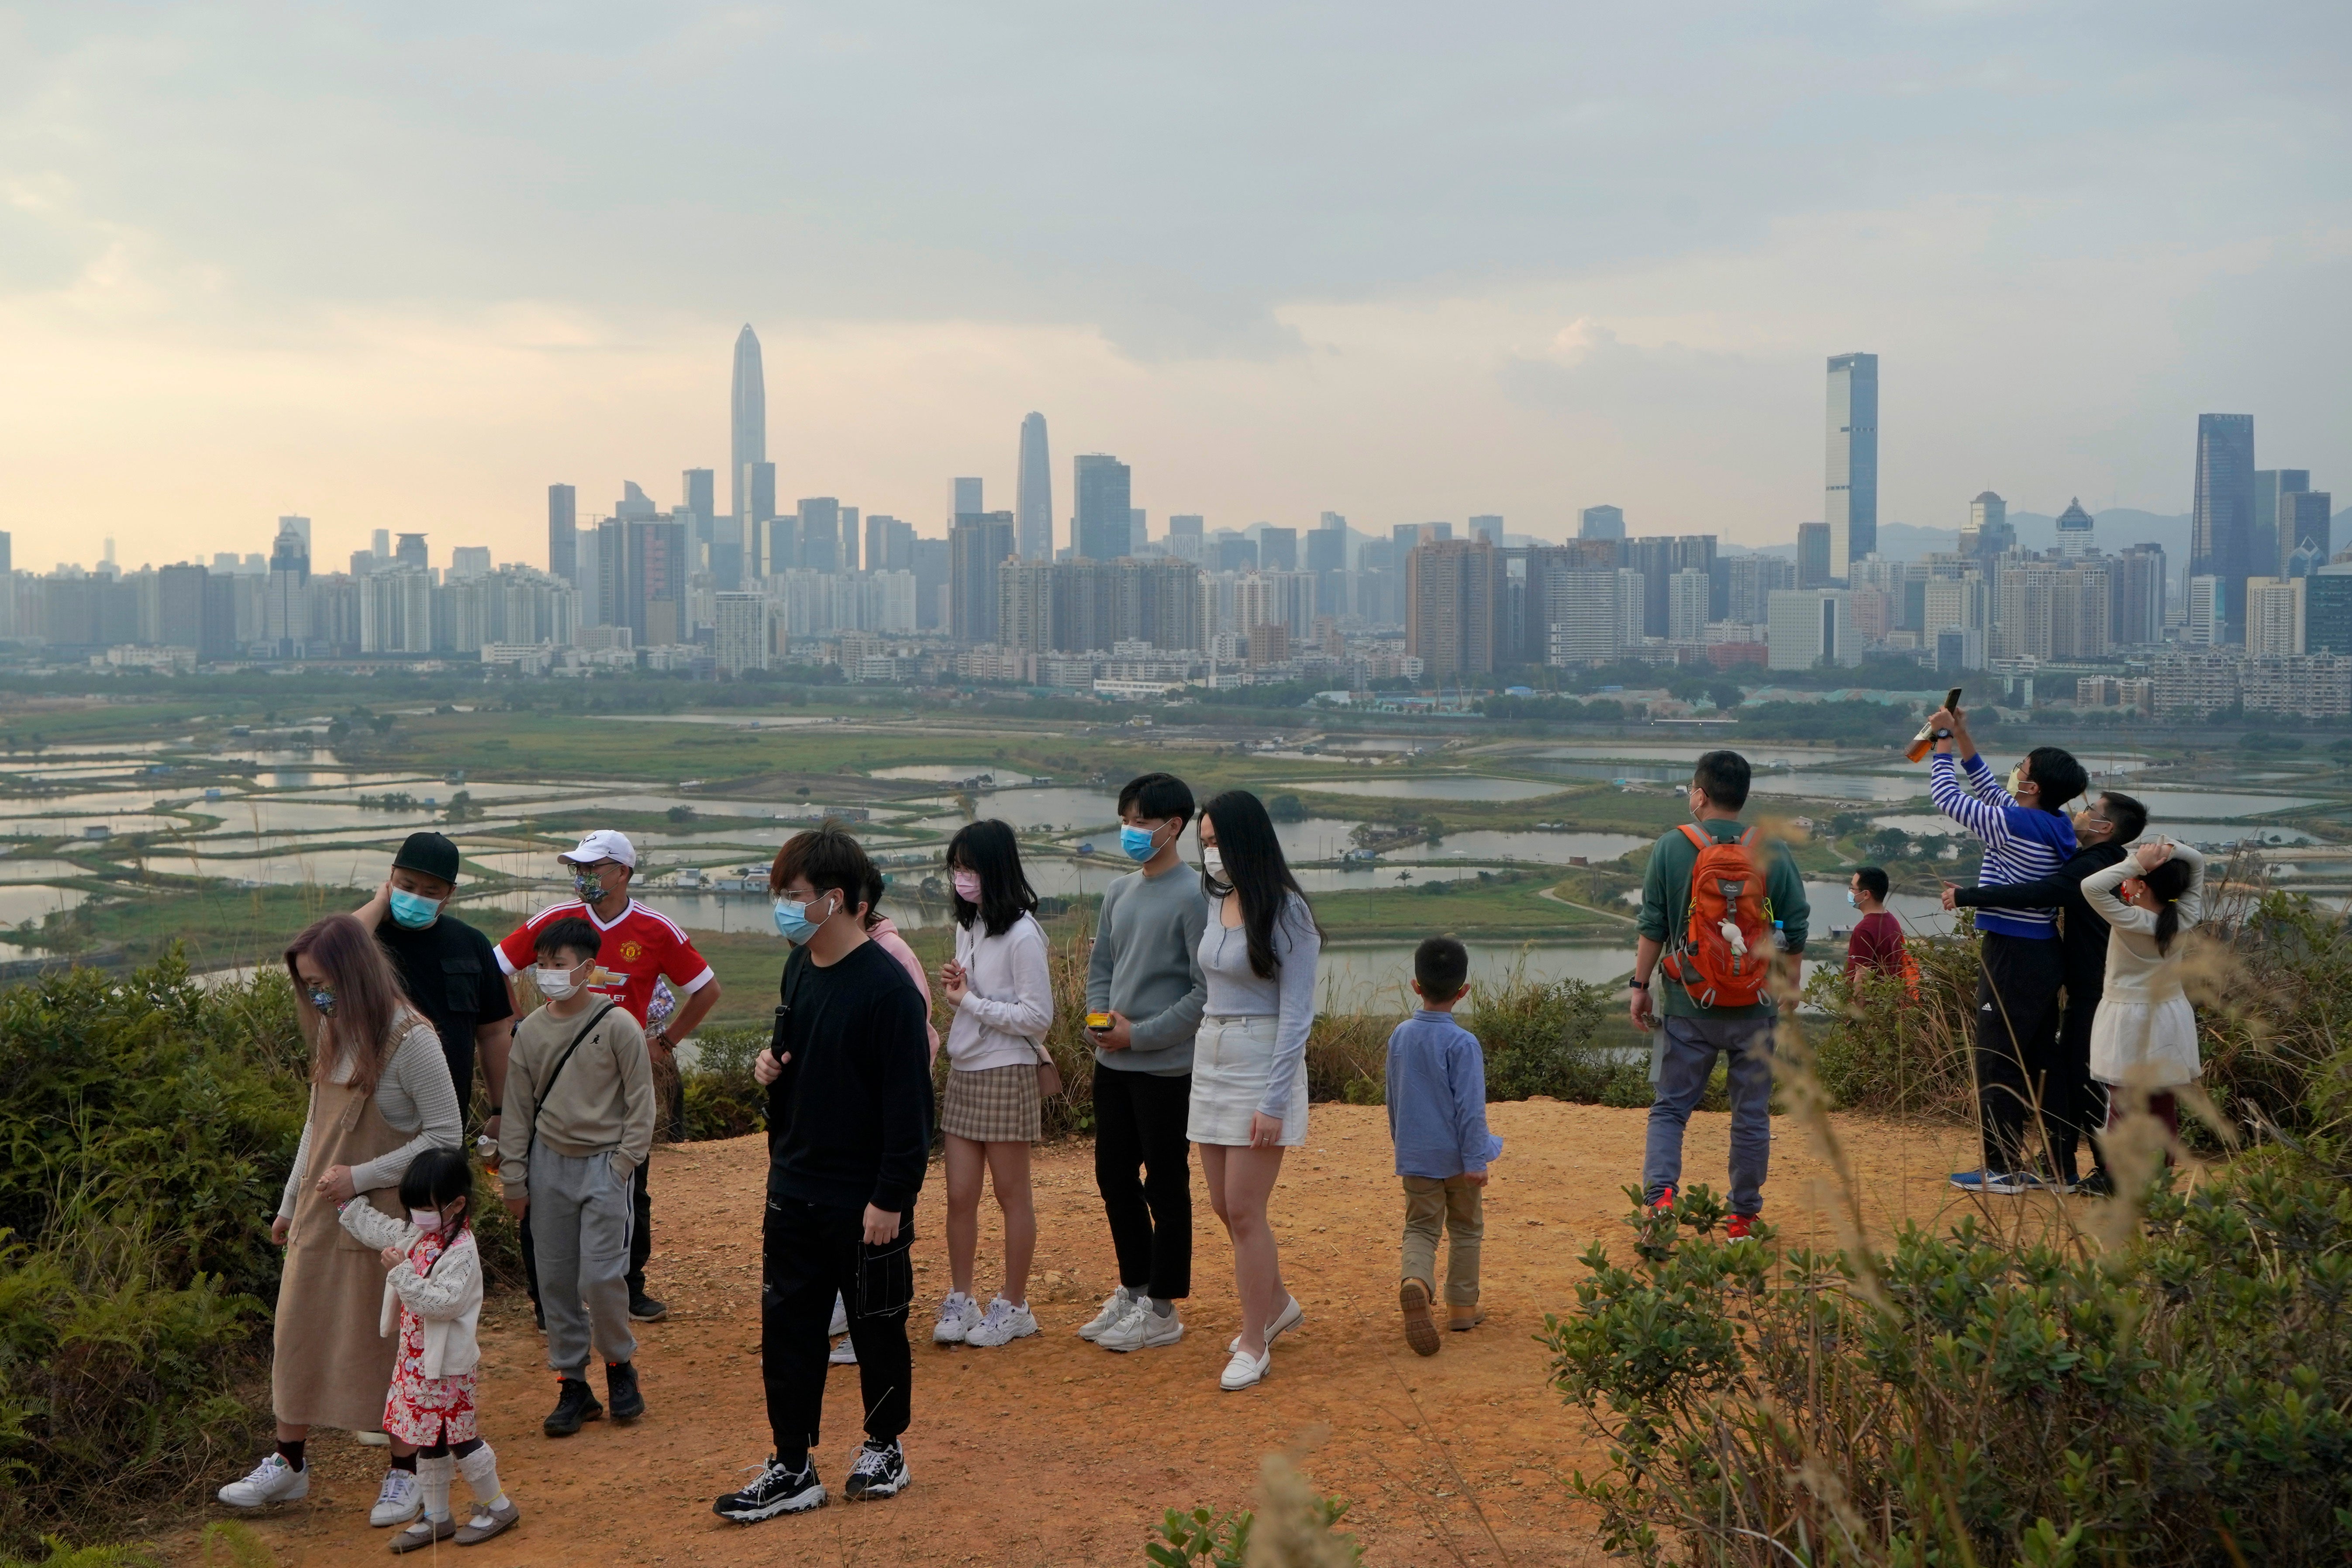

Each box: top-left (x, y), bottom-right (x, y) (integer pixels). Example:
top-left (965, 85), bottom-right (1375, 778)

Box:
top-left (408, 1208), bottom-right (444, 1234)
top-left (534, 964), bottom-right (584, 1000)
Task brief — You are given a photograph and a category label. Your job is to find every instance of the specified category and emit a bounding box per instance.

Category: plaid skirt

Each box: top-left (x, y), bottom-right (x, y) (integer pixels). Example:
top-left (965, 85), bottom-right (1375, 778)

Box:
top-left (940, 1062), bottom-right (1042, 1143)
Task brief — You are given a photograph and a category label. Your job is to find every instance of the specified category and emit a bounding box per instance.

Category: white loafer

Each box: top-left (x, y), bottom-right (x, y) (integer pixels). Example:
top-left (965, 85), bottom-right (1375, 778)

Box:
top-left (1219, 1346), bottom-right (1272, 1391)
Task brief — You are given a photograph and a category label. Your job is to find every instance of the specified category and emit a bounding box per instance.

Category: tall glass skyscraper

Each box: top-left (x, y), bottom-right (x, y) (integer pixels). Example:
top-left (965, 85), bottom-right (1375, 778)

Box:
top-left (1017, 413), bottom-right (1053, 561)
top-left (1825, 352), bottom-right (1879, 582)
top-left (1074, 455), bottom-right (1132, 563)
top-left (2190, 413), bottom-right (2255, 640)
top-left (729, 326), bottom-right (766, 526)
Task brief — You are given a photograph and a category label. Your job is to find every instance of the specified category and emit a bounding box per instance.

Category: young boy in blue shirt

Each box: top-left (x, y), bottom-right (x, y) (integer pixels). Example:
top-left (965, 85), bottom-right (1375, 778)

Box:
top-left (1384, 936), bottom-right (1503, 1358)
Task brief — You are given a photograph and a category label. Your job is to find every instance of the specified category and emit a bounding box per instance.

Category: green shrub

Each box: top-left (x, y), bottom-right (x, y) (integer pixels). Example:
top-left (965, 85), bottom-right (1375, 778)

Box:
top-left (1465, 975), bottom-right (1655, 1106)
top-left (679, 1027), bottom-right (769, 1141)
top-left (1803, 918), bottom-right (1980, 1117)
top-left (1548, 1157), bottom-right (2352, 1566)
top-left (0, 951), bottom-right (308, 1550)
top-left (1148, 1457), bottom-right (1361, 1567)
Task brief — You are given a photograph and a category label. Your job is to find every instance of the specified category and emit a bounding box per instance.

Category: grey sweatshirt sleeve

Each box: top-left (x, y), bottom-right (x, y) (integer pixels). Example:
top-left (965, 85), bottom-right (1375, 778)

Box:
top-left (351, 1020), bottom-right (466, 1196)
top-left (1086, 878), bottom-right (1120, 1015)
top-left (1257, 897), bottom-right (1322, 1121)
top-left (1126, 889), bottom-right (1209, 1054)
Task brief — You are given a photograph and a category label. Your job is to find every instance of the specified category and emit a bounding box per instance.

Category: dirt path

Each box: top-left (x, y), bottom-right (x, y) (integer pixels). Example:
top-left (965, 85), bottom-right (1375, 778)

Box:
top-left (199, 1103), bottom-right (1975, 1568)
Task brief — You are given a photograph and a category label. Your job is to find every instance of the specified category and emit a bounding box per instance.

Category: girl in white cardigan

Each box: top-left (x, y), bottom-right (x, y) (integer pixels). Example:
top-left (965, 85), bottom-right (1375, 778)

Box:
top-left (934, 819), bottom-right (1055, 1350)
top-left (2081, 838), bottom-right (2206, 1141)
top-left (340, 1148), bottom-right (521, 1550)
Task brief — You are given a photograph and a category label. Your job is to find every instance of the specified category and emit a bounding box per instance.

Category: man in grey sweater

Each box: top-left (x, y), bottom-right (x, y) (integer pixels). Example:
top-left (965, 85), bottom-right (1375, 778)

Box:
top-left (1080, 772), bottom-right (1209, 1352)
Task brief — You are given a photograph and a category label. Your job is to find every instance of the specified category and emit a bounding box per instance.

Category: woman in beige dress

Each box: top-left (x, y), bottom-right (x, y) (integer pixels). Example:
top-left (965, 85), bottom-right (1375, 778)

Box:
top-left (217, 913), bottom-right (463, 1523)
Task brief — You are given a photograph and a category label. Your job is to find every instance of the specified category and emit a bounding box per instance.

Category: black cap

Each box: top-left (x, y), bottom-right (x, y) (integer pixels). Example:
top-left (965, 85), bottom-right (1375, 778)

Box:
top-left (392, 831), bottom-right (462, 885)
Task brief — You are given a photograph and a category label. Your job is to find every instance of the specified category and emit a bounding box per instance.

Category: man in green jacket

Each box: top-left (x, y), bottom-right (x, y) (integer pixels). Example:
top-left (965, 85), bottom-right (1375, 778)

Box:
top-left (1628, 749), bottom-right (1809, 1238)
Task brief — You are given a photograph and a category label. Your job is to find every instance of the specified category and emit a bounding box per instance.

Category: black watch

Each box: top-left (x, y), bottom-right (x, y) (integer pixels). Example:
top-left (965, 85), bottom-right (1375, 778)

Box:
top-left (1628, 978), bottom-right (1650, 990)
top-left (488, 1104), bottom-right (502, 1116)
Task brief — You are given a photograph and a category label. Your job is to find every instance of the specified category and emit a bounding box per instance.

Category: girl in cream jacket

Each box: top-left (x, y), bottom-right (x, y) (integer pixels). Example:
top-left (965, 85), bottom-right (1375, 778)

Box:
top-left (2081, 838), bottom-right (2205, 1138)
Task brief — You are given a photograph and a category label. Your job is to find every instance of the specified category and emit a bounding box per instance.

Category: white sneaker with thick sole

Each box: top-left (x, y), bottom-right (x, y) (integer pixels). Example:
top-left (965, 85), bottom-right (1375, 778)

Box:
top-left (1076, 1285), bottom-right (1135, 1341)
top-left (829, 1335), bottom-right (859, 1365)
top-left (1098, 1299), bottom-right (1185, 1352)
top-left (1228, 1293), bottom-right (1304, 1354)
top-left (218, 1454), bottom-right (310, 1509)
top-left (932, 1290), bottom-right (981, 1345)
top-left (369, 1467), bottom-right (422, 1527)
top-left (829, 1292), bottom-right (850, 1337)
top-left (962, 1296), bottom-right (1039, 1348)
top-left (1219, 1346), bottom-right (1272, 1391)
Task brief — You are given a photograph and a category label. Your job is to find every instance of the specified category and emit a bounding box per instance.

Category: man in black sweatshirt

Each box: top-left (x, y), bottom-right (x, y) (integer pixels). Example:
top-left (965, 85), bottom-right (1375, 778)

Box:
top-left (714, 827), bottom-right (932, 1523)
top-left (1945, 788), bottom-right (2146, 1196)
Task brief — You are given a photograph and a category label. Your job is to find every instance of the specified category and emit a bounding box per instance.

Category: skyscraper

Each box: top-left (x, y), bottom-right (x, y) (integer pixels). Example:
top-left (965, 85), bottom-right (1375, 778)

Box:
top-left (1074, 455), bottom-right (1132, 563)
top-left (1406, 538), bottom-right (1497, 684)
top-left (1961, 492), bottom-right (2015, 562)
top-left (681, 469), bottom-right (715, 548)
top-left (2190, 413), bottom-right (2256, 639)
top-left (2257, 469), bottom-right (2314, 576)
top-left (1797, 522), bottom-right (1831, 589)
top-left (729, 326), bottom-right (766, 526)
top-left (548, 484), bottom-right (577, 583)
top-left (1826, 352), bottom-right (1879, 582)
top-left (2055, 497), bottom-right (2094, 554)
top-left (797, 498), bottom-right (841, 576)
top-left (1259, 527), bottom-right (1298, 572)
top-left (2282, 491), bottom-right (2334, 572)
top-left (1578, 506), bottom-right (1625, 542)
top-left (953, 478), bottom-right (983, 522)
top-left (950, 511), bottom-right (1015, 644)
top-left (742, 463), bottom-right (776, 574)
top-left (1017, 413), bottom-right (1052, 561)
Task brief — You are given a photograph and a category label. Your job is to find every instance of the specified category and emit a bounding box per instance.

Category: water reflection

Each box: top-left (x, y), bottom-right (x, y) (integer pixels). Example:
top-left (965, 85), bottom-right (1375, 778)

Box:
top-left (0, 885), bottom-right (93, 924)
top-left (1291, 776), bottom-right (1570, 803)
top-left (1315, 942), bottom-right (1633, 1015)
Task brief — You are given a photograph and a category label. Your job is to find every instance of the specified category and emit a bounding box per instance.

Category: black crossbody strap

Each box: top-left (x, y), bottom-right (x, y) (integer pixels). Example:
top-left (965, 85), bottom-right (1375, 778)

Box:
top-left (524, 1002), bottom-right (621, 1167)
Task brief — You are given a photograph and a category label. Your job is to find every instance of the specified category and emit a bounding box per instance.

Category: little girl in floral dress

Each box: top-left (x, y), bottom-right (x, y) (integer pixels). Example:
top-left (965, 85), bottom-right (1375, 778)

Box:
top-left (341, 1147), bottom-right (521, 1550)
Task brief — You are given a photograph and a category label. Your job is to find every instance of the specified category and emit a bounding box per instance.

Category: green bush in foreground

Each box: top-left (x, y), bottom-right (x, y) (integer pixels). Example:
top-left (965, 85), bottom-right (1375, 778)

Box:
top-left (0, 953), bottom-right (308, 1551)
top-left (1547, 1156), bottom-right (2352, 1565)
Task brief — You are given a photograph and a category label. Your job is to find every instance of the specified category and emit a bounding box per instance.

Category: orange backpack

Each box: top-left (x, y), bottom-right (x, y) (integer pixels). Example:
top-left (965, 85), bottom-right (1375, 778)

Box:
top-left (1660, 823), bottom-right (1774, 1010)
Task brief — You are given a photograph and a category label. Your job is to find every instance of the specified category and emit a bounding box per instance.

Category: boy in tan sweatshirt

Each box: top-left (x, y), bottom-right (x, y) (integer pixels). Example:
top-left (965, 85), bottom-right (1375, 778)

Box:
top-left (498, 917), bottom-right (656, 1437)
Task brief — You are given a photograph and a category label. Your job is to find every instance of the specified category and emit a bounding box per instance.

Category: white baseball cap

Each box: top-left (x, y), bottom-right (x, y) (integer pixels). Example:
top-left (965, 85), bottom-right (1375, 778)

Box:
top-left (559, 829), bottom-right (637, 870)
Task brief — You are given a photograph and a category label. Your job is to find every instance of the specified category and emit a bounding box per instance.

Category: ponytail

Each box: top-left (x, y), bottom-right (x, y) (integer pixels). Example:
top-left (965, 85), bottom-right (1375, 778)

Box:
top-left (2143, 858), bottom-right (2194, 955)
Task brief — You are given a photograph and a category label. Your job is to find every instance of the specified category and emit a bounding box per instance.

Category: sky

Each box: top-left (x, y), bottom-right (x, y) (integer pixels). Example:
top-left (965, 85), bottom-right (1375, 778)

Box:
top-left (2, 0), bottom-right (2347, 572)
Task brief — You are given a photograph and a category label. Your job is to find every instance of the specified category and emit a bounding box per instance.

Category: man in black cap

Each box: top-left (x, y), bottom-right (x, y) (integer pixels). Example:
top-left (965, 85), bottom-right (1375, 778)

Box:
top-left (355, 831), bottom-right (517, 1138)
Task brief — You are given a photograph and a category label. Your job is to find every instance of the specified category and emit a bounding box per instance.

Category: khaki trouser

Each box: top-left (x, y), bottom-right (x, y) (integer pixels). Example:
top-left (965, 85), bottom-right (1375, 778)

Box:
top-left (1400, 1175), bottom-right (1483, 1306)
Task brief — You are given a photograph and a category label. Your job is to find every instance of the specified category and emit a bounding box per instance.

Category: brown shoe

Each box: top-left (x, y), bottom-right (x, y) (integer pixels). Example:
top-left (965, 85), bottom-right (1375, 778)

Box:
top-left (453, 1497), bottom-right (520, 1546)
top-left (1399, 1279), bottom-right (1440, 1357)
top-left (1448, 1303), bottom-right (1486, 1332)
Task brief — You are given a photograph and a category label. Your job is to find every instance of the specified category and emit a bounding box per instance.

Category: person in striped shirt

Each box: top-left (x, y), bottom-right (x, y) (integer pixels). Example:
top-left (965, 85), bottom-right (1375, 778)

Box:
top-left (1923, 705), bottom-right (2088, 1196)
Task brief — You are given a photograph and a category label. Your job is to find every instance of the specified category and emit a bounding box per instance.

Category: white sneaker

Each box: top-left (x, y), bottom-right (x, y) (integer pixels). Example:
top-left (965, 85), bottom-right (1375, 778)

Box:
top-left (829, 1334), bottom-right (859, 1365)
top-left (218, 1454), bottom-right (310, 1509)
top-left (369, 1467), bottom-right (422, 1527)
top-left (1097, 1298), bottom-right (1185, 1352)
top-left (829, 1292), bottom-right (850, 1337)
top-left (1219, 1345), bottom-right (1272, 1391)
top-left (1229, 1294), bottom-right (1304, 1354)
top-left (963, 1296), bottom-right (1039, 1348)
top-left (1076, 1285), bottom-right (1135, 1341)
top-left (932, 1290), bottom-right (981, 1345)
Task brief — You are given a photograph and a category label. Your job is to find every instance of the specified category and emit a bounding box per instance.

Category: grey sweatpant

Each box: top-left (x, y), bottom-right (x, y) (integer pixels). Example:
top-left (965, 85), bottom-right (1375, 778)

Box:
top-left (528, 1145), bottom-right (638, 1373)
top-left (1642, 1013), bottom-right (1776, 1216)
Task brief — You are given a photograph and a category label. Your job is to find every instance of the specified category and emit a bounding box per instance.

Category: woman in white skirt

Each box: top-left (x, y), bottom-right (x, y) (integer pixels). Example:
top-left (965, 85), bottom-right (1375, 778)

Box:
top-left (1190, 790), bottom-right (1321, 1392)
top-left (2080, 838), bottom-right (2205, 1142)
top-left (933, 819), bottom-right (1054, 1350)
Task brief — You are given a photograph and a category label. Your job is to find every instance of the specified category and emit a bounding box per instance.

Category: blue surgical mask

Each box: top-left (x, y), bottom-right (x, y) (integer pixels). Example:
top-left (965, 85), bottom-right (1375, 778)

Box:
top-left (1845, 890), bottom-right (1859, 909)
top-left (388, 889), bottom-right (441, 929)
top-left (1120, 824), bottom-right (1163, 862)
top-left (772, 892), bottom-right (835, 944)
top-left (307, 985), bottom-right (338, 1017)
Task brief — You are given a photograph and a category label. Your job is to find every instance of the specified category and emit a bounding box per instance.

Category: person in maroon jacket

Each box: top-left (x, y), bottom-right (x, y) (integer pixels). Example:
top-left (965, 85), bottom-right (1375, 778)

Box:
top-left (1844, 866), bottom-right (1905, 978)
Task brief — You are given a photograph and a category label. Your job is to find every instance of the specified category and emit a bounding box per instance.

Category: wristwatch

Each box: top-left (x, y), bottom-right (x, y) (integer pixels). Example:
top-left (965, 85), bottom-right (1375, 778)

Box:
top-left (1628, 978), bottom-right (1650, 991)
top-left (488, 1103), bottom-right (501, 1117)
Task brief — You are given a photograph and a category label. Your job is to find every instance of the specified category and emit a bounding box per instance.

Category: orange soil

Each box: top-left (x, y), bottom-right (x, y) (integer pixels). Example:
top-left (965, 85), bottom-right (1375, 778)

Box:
top-left (186, 1102), bottom-right (1975, 1568)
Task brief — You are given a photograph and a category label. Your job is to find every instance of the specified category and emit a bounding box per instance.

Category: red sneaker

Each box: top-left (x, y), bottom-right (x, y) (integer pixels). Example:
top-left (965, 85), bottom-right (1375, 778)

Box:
top-left (1725, 1212), bottom-right (1760, 1240)
top-left (1646, 1185), bottom-right (1677, 1213)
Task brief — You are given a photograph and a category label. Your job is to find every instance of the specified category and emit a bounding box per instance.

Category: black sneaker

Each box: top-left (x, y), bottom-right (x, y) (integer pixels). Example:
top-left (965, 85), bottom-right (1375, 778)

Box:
top-left (605, 1360), bottom-right (645, 1421)
top-left (713, 1455), bottom-right (825, 1522)
top-left (628, 1292), bottom-right (669, 1322)
top-left (2077, 1168), bottom-right (2116, 1198)
top-left (542, 1375), bottom-right (603, 1437)
top-left (844, 1438), bottom-right (910, 1501)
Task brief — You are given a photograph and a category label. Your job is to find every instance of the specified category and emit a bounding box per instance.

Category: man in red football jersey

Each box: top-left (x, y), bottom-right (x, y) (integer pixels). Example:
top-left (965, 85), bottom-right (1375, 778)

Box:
top-left (498, 830), bottom-right (722, 1322)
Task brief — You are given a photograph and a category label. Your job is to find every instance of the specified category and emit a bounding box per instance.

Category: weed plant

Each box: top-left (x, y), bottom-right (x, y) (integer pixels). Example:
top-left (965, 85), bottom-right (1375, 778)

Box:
top-left (1546, 914), bottom-right (2352, 1566)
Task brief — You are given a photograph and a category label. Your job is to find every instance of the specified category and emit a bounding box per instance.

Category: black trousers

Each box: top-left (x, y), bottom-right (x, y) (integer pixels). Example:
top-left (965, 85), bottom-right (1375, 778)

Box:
top-left (2050, 990), bottom-right (2105, 1182)
top-left (525, 1141), bottom-right (655, 1308)
top-left (1092, 1067), bottom-right (1194, 1300)
top-left (1975, 933), bottom-right (2068, 1174)
top-left (762, 1194), bottom-right (914, 1462)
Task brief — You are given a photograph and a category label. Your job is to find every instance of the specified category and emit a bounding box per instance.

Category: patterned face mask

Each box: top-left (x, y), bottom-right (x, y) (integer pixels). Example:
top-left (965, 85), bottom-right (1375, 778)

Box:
top-left (307, 985), bottom-right (338, 1017)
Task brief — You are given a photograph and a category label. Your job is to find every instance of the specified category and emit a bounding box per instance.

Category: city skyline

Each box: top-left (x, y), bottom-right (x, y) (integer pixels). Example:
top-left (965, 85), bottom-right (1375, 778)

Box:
top-left (2, 5), bottom-right (2343, 569)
